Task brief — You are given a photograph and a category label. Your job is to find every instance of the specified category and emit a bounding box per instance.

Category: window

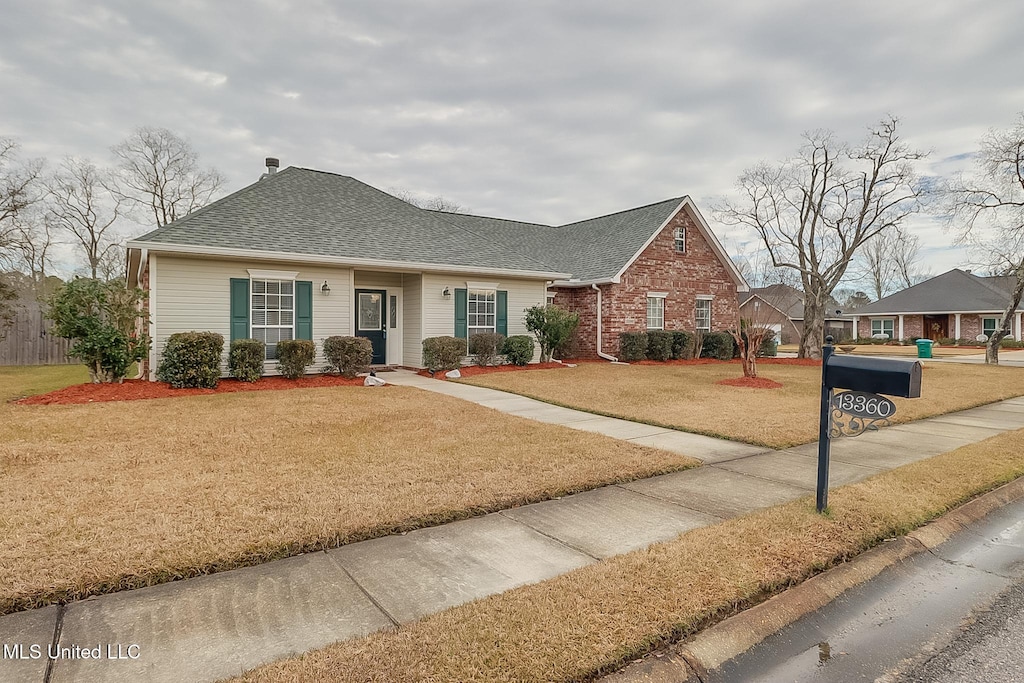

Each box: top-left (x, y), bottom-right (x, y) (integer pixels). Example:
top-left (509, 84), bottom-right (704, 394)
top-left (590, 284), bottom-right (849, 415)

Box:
top-left (468, 289), bottom-right (496, 338)
top-left (546, 292), bottom-right (555, 306)
top-left (674, 226), bottom-right (686, 253)
top-left (695, 298), bottom-right (711, 331)
top-left (983, 317), bottom-right (999, 338)
top-left (251, 279), bottom-right (294, 359)
top-left (389, 295), bottom-right (398, 329)
top-left (871, 318), bottom-right (894, 339)
top-left (646, 296), bottom-right (665, 330)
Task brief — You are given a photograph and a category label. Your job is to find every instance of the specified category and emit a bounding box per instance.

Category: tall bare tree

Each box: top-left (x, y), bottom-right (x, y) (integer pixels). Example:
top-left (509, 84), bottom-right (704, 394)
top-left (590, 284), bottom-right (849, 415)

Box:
top-left (0, 137), bottom-right (43, 332)
top-left (717, 116), bottom-right (926, 358)
top-left (945, 113), bottom-right (1024, 365)
top-left (110, 127), bottom-right (225, 228)
top-left (388, 187), bottom-right (469, 213)
top-left (5, 210), bottom-right (56, 297)
top-left (46, 157), bottom-right (121, 279)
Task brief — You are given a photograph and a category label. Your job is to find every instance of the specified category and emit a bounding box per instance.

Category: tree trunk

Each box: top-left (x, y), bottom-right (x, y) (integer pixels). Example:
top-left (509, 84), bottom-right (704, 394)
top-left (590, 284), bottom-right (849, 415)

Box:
top-left (799, 294), bottom-right (828, 360)
top-left (985, 264), bottom-right (1024, 365)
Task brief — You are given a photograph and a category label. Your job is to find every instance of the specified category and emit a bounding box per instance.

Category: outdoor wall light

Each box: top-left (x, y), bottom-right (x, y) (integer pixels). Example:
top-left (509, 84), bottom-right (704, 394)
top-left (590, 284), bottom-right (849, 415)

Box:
top-left (442, 287), bottom-right (451, 298)
top-left (321, 280), bottom-right (331, 296)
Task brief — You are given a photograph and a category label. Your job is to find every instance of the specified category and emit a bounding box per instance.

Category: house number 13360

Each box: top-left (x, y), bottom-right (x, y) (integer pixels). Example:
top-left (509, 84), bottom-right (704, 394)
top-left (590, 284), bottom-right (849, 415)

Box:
top-left (832, 391), bottom-right (896, 419)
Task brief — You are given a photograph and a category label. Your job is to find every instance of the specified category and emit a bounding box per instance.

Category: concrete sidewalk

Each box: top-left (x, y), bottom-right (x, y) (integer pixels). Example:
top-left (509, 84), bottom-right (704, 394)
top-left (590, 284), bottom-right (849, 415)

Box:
top-left (3, 385), bottom-right (1024, 683)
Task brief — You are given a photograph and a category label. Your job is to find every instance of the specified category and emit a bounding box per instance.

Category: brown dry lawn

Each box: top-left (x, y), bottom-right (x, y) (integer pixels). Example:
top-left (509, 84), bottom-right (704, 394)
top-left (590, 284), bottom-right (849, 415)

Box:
top-left (463, 361), bottom-right (1024, 448)
top-left (236, 429), bottom-right (1024, 683)
top-left (0, 370), bottom-right (697, 614)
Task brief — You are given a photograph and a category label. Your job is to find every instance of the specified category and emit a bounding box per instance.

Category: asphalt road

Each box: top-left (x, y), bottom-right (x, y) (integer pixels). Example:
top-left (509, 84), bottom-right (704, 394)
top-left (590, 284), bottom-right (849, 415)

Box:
top-left (711, 498), bottom-right (1024, 682)
top-left (897, 579), bottom-right (1024, 683)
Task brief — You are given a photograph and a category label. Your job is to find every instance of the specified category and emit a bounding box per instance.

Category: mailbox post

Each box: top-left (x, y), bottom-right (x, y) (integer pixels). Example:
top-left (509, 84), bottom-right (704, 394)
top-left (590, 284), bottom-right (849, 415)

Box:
top-left (816, 337), bottom-right (922, 513)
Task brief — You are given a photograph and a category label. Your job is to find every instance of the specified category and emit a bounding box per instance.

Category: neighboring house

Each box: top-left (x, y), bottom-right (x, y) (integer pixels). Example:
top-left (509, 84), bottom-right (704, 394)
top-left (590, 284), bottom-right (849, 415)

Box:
top-left (126, 161), bottom-right (747, 377)
top-left (737, 284), bottom-right (852, 345)
top-left (849, 268), bottom-right (1024, 342)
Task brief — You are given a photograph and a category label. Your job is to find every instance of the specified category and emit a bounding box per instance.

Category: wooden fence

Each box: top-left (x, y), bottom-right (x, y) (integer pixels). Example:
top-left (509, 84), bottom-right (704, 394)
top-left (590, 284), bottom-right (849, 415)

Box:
top-left (0, 300), bottom-right (74, 365)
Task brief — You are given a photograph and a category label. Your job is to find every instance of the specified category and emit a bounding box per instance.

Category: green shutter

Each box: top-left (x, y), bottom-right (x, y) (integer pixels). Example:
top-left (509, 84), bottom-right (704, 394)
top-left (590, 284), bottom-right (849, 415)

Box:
top-left (496, 290), bottom-right (508, 336)
top-left (230, 278), bottom-right (249, 342)
top-left (296, 281), bottom-right (313, 341)
top-left (454, 288), bottom-right (468, 339)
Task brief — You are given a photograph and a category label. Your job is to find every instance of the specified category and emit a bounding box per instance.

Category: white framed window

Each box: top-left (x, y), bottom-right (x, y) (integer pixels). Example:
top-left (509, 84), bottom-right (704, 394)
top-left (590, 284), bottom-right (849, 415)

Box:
top-left (695, 298), bottom-right (712, 331)
top-left (870, 318), bottom-right (894, 339)
top-left (674, 226), bottom-right (686, 253)
top-left (468, 289), bottom-right (496, 338)
top-left (983, 317), bottom-right (999, 338)
top-left (252, 279), bottom-right (294, 359)
top-left (646, 295), bottom-right (665, 330)
top-left (546, 292), bottom-right (555, 306)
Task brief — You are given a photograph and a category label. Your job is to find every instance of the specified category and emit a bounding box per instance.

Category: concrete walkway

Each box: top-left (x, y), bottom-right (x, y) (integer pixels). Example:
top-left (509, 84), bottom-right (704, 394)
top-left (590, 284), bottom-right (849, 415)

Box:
top-left (4, 381), bottom-right (1024, 683)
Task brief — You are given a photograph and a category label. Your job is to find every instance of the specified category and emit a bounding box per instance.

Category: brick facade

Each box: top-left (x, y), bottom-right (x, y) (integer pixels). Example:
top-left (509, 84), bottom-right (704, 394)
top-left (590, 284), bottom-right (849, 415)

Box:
top-left (855, 313), bottom-right (1018, 341)
top-left (553, 207), bottom-right (740, 359)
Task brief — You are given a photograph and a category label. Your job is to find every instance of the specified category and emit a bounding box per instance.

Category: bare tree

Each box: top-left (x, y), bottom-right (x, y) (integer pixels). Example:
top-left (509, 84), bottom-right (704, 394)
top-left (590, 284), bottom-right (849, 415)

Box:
top-left (857, 226), bottom-right (926, 299)
top-left (388, 186), bottom-right (469, 213)
top-left (1, 137), bottom-right (44, 251)
top-left (5, 210), bottom-right (56, 297)
top-left (945, 113), bottom-right (1024, 364)
top-left (46, 157), bottom-right (122, 279)
top-left (717, 116), bottom-right (926, 359)
top-left (110, 127), bottom-right (225, 228)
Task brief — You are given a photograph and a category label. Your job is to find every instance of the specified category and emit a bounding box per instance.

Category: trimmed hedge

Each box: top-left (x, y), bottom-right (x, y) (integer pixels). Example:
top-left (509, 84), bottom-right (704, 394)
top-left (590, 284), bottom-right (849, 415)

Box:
top-left (671, 331), bottom-right (693, 360)
top-left (619, 332), bottom-right (648, 362)
top-left (646, 330), bottom-right (673, 362)
top-left (157, 331), bottom-right (224, 389)
top-left (323, 336), bottom-right (373, 378)
top-left (423, 336), bottom-right (466, 373)
top-left (229, 339), bottom-right (265, 382)
top-left (469, 332), bottom-right (506, 367)
top-left (277, 339), bottom-right (316, 379)
top-left (700, 331), bottom-right (735, 361)
top-left (1000, 338), bottom-right (1024, 348)
top-left (502, 335), bottom-right (535, 366)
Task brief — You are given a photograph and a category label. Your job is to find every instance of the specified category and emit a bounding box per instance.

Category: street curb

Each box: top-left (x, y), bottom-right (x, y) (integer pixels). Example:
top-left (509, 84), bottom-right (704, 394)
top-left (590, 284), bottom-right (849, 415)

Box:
top-left (605, 474), bottom-right (1024, 683)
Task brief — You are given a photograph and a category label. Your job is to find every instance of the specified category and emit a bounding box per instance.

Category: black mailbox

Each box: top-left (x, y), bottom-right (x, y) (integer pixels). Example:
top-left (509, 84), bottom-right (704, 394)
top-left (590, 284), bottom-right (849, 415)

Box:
top-left (824, 354), bottom-right (922, 398)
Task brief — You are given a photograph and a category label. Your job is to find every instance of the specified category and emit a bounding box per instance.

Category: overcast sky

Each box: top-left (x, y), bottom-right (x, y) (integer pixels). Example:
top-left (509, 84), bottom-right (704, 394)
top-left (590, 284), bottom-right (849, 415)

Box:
top-left (4, 0), bottom-right (1023, 282)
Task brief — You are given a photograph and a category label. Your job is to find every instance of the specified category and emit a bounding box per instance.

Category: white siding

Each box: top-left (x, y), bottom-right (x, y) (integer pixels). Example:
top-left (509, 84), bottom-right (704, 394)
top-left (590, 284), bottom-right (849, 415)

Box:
top-left (402, 274), bottom-right (423, 368)
top-left (151, 255), bottom-right (352, 377)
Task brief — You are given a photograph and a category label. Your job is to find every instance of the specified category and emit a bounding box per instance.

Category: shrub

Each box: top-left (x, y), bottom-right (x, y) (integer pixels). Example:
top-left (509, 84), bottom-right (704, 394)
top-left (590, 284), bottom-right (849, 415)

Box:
top-left (469, 332), bottom-right (506, 367)
top-left (524, 304), bottom-right (581, 362)
top-left (422, 336), bottom-right (466, 373)
top-left (502, 335), bottom-right (535, 366)
top-left (157, 331), bottom-right (224, 388)
top-left (1000, 338), bottom-right (1024, 348)
top-left (936, 337), bottom-right (955, 346)
top-left (646, 330), bottom-right (674, 361)
top-left (670, 331), bottom-right (694, 360)
top-left (555, 329), bottom-right (583, 360)
top-left (276, 339), bottom-right (316, 379)
top-left (618, 331), bottom-right (648, 362)
top-left (228, 339), bottom-right (265, 382)
top-left (46, 278), bottom-right (150, 384)
top-left (700, 331), bottom-right (735, 360)
top-left (323, 336), bottom-right (373, 378)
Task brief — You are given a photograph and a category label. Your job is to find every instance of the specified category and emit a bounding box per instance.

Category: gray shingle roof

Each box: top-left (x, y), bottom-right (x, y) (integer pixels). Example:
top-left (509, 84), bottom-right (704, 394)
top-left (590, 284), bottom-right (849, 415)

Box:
top-left (133, 167), bottom-right (564, 275)
top-left (433, 197), bottom-right (686, 281)
top-left (852, 269), bottom-right (1023, 314)
top-left (738, 284), bottom-right (845, 320)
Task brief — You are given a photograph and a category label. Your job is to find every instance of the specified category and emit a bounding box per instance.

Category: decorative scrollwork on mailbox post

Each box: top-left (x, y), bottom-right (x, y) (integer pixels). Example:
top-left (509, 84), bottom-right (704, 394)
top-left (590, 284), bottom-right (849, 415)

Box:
top-left (828, 391), bottom-right (896, 438)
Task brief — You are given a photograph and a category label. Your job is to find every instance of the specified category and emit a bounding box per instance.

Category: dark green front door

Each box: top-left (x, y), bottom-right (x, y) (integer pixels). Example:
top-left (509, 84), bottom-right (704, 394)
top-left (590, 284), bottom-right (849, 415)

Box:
top-left (355, 289), bottom-right (387, 364)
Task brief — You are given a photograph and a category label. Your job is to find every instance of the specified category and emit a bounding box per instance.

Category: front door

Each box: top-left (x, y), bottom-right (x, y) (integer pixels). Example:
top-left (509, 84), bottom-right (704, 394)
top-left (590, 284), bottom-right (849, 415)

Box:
top-left (355, 289), bottom-right (387, 364)
top-left (923, 315), bottom-right (948, 341)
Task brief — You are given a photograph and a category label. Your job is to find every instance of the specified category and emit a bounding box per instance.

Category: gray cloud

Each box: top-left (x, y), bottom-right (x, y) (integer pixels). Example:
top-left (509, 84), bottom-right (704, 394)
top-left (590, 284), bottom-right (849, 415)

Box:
top-left (2, 0), bottom-right (1023, 278)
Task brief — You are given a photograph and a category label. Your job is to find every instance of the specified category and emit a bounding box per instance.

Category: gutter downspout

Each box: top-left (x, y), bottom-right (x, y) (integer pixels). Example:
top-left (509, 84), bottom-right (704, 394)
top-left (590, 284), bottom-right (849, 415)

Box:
top-left (592, 283), bottom-right (618, 362)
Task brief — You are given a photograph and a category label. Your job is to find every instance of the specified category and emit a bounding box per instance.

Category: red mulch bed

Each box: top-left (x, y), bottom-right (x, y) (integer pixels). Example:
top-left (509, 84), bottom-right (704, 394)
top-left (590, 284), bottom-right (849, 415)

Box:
top-left (418, 362), bottom-right (568, 379)
top-left (16, 375), bottom-right (371, 406)
top-left (715, 377), bottom-right (784, 389)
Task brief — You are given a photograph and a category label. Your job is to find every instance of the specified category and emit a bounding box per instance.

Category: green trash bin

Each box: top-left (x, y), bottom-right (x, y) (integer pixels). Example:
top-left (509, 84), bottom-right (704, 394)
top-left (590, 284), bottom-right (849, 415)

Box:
top-left (916, 339), bottom-right (933, 358)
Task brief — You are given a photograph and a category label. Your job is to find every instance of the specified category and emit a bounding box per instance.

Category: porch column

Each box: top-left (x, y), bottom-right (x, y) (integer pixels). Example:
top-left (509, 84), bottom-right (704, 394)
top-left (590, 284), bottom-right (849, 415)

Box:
top-left (1016, 311), bottom-right (1023, 341)
top-left (898, 314), bottom-right (904, 340)
top-left (852, 316), bottom-right (859, 339)
top-left (955, 313), bottom-right (962, 339)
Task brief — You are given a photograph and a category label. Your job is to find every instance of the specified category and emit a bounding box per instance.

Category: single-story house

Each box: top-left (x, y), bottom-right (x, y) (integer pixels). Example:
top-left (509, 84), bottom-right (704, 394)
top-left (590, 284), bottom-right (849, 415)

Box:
top-left (849, 268), bottom-right (1024, 342)
top-left (126, 160), bottom-right (748, 377)
top-left (737, 284), bottom-right (853, 345)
